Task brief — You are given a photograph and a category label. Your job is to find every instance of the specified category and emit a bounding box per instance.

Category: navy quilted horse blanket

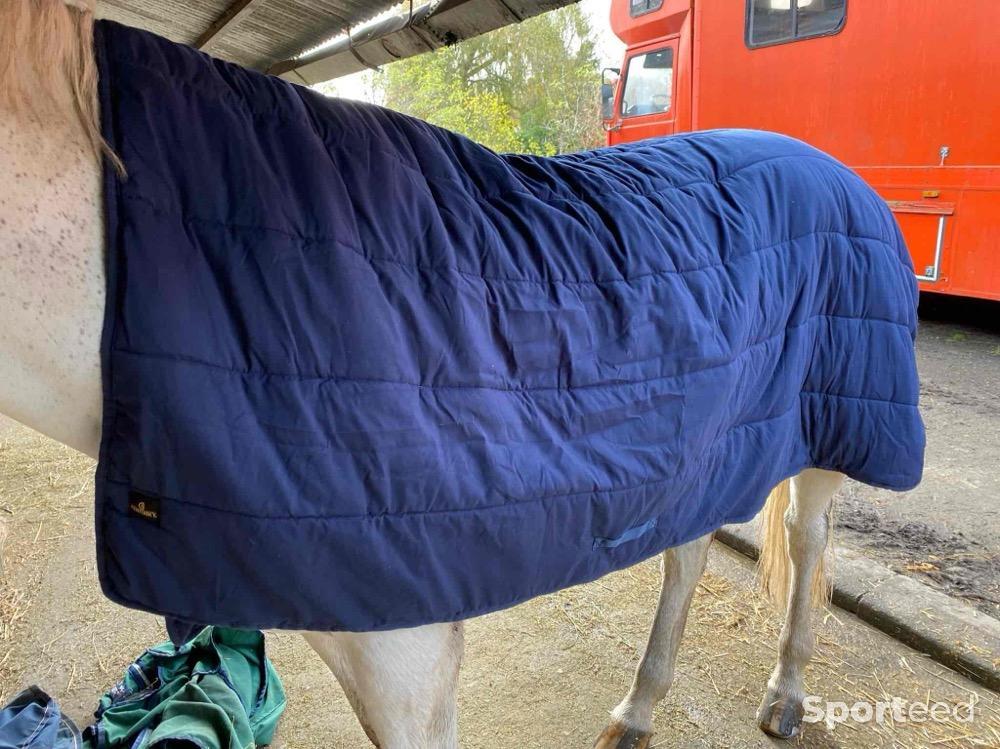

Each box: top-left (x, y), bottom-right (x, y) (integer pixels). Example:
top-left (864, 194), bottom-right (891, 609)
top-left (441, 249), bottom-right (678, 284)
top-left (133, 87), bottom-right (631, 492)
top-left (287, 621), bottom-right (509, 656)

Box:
top-left (93, 21), bottom-right (924, 632)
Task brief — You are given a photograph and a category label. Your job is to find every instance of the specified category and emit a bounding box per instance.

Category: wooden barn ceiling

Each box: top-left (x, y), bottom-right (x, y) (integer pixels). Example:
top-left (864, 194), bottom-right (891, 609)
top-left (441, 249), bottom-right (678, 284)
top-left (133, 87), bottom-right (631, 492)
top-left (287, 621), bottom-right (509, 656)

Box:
top-left (96, 0), bottom-right (580, 84)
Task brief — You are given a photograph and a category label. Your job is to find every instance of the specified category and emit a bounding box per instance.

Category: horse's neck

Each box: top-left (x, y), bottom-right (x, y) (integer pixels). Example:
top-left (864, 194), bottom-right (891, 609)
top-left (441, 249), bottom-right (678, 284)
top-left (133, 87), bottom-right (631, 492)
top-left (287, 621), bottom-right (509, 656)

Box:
top-left (0, 109), bottom-right (105, 458)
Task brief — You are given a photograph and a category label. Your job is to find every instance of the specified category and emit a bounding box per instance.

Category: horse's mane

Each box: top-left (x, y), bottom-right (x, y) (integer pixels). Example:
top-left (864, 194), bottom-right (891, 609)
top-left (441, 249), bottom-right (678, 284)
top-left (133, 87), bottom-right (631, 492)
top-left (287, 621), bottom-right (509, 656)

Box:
top-left (0, 0), bottom-right (123, 173)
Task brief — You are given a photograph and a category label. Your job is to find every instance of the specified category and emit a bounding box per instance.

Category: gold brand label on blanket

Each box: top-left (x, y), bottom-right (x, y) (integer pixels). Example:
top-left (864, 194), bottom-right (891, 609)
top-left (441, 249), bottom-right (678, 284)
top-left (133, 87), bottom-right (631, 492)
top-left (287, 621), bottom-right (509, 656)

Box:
top-left (127, 491), bottom-right (161, 525)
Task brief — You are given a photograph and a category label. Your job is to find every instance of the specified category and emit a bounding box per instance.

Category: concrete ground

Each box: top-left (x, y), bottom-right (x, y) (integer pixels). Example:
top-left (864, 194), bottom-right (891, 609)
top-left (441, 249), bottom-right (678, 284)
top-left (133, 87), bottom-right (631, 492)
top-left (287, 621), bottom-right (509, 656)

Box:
top-left (1, 421), bottom-right (999, 748)
top-left (834, 297), bottom-right (1000, 618)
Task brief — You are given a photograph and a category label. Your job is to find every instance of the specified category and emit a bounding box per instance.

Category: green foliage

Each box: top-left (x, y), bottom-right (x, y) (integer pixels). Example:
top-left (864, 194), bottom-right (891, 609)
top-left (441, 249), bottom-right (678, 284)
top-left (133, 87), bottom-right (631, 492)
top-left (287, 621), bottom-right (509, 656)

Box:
top-left (377, 6), bottom-right (604, 155)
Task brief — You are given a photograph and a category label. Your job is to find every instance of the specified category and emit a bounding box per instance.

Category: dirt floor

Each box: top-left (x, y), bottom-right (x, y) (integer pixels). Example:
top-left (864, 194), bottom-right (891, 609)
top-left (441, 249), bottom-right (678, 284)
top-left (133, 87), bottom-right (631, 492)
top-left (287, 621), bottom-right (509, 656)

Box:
top-left (832, 298), bottom-right (1000, 618)
top-left (2, 421), bottom-right (999, 748)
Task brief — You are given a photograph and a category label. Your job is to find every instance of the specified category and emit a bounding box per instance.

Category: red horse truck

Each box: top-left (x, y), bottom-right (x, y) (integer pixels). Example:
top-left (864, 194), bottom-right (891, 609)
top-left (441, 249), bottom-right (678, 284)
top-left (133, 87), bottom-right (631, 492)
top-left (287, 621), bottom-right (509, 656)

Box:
top-left (601, 0), bottom-right (1000, 301)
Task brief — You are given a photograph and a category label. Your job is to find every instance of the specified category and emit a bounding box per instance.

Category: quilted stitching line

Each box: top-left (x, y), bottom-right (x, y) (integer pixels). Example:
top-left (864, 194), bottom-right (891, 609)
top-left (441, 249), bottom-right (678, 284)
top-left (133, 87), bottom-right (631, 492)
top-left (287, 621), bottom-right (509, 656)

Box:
top-left (112, 313), bottom-right (912, 392)
top-left (101, 391), bottom-right (919, 523)
top-left (121, 190), bottom-right (902, 287)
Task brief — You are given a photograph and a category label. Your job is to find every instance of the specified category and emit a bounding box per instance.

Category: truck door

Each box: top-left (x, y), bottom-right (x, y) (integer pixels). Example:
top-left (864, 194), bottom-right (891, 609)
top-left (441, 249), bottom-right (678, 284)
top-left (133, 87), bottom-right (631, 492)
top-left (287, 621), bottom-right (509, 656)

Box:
top-left (608, 42), bottom-right (678, 145)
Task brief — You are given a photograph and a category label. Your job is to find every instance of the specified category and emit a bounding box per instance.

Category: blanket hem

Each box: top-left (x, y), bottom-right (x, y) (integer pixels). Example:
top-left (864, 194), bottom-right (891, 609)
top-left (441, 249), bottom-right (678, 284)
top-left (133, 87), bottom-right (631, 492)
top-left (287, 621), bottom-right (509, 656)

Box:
top-left (96, 456), bottom-right (917, 633)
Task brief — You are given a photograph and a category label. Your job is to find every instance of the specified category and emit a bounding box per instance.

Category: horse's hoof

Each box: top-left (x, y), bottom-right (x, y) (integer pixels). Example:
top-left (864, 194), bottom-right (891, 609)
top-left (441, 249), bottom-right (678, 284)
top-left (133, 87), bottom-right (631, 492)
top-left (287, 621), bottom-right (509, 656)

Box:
top-left (756, 693), bottom-right (804, 739)
top-left (592, 722), bottom-right (652, 749)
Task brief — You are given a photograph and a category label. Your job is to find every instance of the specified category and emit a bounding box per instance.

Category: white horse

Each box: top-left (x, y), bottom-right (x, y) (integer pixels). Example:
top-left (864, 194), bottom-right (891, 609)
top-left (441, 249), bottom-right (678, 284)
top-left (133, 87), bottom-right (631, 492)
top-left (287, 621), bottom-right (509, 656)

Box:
top-left (0, 1), bottom-right (847, 746)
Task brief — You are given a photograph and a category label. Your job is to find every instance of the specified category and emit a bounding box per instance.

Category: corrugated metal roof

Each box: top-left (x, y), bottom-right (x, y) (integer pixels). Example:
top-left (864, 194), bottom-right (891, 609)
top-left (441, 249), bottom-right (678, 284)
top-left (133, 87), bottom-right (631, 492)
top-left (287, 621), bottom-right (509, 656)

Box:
top-left (96, 0), bottom-right (579, 83)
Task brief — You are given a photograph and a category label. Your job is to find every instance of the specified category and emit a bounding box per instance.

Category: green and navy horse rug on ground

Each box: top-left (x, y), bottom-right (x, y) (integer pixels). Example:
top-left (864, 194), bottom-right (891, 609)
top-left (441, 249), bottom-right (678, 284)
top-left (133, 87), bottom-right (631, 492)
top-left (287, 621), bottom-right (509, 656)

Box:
top-left (93, 21), bottom-right (925, 632)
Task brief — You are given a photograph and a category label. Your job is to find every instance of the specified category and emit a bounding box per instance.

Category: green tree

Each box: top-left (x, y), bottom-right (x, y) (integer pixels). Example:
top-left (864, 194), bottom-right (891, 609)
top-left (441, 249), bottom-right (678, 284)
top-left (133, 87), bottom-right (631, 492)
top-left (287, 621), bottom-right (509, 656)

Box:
top-left (377, 6), bottom-right (604, 155)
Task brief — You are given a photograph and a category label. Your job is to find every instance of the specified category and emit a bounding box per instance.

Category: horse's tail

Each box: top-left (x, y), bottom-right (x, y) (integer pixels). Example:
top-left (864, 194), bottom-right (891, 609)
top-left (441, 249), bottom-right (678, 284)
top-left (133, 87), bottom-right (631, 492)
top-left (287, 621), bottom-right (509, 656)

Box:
top-left (756, 478), bottom-right (831, 610)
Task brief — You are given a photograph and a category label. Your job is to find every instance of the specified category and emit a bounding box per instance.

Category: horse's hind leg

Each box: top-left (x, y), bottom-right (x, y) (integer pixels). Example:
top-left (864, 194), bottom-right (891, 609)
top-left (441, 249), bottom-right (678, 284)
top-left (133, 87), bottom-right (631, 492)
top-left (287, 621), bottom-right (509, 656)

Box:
top-left (593, 532), bottom-right (713, 749)
top-left (303, 622), bottom-right (464, 749)
top-left (757, 468), bottom-right (844, 739)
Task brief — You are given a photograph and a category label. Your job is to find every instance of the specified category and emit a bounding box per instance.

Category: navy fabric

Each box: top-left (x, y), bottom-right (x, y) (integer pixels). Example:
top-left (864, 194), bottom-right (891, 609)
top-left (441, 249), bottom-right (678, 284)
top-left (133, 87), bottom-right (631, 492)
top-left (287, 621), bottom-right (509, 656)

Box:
top-left (165, 617), bottom-right (205, 647)
top-left (93, 21), bottom-right (924, 632)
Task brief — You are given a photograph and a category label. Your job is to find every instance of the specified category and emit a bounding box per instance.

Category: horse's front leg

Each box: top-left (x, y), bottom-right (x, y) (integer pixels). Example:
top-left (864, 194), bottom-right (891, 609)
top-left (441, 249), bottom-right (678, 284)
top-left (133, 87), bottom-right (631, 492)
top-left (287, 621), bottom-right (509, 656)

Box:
top-left (303, 622), bottom-right (464, 749)
top-left (594, 532), bottom-right (713, 749)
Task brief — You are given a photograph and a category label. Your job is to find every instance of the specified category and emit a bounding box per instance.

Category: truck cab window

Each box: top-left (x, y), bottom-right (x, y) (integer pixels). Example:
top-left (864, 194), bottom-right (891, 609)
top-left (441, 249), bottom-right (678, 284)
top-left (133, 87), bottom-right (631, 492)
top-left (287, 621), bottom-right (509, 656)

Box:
top-left (746, 0), bottom-right (846, 48)
top-left (629, 0), bottom-right (663, 16)
top-left (621, 48), bottom-right (674, 118)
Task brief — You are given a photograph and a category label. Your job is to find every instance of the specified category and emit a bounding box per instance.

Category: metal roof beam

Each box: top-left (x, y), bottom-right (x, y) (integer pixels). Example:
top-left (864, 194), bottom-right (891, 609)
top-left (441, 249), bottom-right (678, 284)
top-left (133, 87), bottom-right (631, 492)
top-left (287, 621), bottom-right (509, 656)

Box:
top-left (195, 0), bottom-right (266, 53)
top-left (272, 0), bottom-right (579, 85)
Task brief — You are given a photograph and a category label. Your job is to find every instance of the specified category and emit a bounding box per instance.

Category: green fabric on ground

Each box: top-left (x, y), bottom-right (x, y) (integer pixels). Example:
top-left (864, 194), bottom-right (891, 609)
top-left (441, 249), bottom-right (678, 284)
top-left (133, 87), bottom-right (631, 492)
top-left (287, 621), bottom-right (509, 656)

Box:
top-left (83, 627), bottom-right (285, 749)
